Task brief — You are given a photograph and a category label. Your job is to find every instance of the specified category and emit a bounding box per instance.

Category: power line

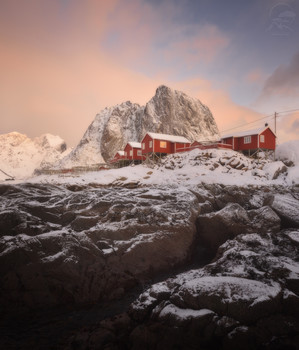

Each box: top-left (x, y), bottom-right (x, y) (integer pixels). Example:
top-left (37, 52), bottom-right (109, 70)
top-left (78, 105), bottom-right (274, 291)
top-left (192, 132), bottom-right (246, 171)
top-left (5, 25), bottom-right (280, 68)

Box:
top-left (220, 108), bottom-right (299, 134)
top-left (276, 108), bottom-right (299, 116)
top-left (220, 113), bottom-right (274, 134)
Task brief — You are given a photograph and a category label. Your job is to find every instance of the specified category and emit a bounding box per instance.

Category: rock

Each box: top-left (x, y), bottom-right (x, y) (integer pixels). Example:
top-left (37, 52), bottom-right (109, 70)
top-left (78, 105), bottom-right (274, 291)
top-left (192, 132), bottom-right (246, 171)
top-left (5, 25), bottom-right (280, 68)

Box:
top-left (1, 182), bottom-right (298, 349)
top-left (155, 303), bottom-right (215, 327)
top-left (0, 184), bottom-right (198, 316)
top-left (0, 210), bottom-right (26, 236)
top-left (196, 203), bottom-right (251, 251)
top-left (247, 206), bottom-right (281, 234)
top-left (223, 326), bottom-right (260, 350)
top-left (170, 276), bottom-right (281, 323)
top-left (263, 161), bottom-right (288, 180)
top-left (265, 194), bottom-right (299, 228)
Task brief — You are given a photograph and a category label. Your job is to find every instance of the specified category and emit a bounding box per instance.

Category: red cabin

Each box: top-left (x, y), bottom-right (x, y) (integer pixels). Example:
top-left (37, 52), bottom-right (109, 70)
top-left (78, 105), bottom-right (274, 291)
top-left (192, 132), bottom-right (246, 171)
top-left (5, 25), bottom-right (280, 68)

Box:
top-left (124, 142), bottom-right (145, 163)
top-left (110, 150), bottom-right (125, 163)
top-left (141, 132), bottom-right (191, 157)
top-left (191, 141), bottom-right (203, 148)
top-left (221, 126), bottom-right (276, 155)
top-left (110, 150), bottom-right (126, 166)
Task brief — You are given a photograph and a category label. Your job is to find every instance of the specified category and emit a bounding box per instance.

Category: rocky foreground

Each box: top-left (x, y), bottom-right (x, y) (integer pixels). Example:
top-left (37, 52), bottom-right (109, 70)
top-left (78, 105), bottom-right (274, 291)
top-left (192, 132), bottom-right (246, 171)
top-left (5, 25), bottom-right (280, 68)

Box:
top-left (0, 181), bottom-right (298, 349)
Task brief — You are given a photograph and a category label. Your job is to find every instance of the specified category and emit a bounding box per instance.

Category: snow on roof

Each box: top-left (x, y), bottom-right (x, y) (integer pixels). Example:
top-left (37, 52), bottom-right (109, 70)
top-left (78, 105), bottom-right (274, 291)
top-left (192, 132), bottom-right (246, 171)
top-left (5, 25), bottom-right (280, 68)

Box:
top-left (146, 132), bottom-right (191, 143)
top-left (128, 142), bottom-right (142, 148)
top-left (222, 126), bottom-right (275, 139)
top-left (116, 151), bottom-right (125, 156)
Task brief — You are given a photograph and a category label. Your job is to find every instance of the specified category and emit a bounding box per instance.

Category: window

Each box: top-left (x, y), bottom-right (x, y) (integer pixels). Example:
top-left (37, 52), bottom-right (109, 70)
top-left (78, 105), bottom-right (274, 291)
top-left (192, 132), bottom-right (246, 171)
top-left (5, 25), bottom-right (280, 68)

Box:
top-left (260, 135), bottom-right (265, 143)
top-left (244, 136), bottom-right (251, 144)
top-left (130, 150), bottom-right (133, 156)
top-left (137, 150), bottom-right (142, 156)
top-left (160, 141), bottom-right (167, 148)
top-left (142, 143), bottom-right (145, 150)
top-left (149, 140), bottom-right (153, 148)
top-left (124, 152), bottom-right (127, 157)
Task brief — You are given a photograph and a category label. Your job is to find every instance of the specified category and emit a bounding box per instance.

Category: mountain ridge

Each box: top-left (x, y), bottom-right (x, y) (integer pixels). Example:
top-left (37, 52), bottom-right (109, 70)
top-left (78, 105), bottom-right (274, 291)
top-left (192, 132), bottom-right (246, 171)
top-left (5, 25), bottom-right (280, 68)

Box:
top-left (59, 85), bottom-right (220, 167)
top-left (0, 132), bottom-right (69, 180)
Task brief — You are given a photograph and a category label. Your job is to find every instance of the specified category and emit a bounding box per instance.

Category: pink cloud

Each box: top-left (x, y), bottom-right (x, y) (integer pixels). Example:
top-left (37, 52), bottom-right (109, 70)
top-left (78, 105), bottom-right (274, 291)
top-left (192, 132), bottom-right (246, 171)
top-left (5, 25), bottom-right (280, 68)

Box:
top-left (101, 0), bottom-right (230, 67)
top-left (260, 52), bottom-right (299, 98)
top-left (0, 0), bottom-right (295, 147)
top-left (246, 69), bottom-right (264, 83)
top-left (172, 79), bottom-right (264, 134)
top-left (164, 24), bottom-right (230, 65)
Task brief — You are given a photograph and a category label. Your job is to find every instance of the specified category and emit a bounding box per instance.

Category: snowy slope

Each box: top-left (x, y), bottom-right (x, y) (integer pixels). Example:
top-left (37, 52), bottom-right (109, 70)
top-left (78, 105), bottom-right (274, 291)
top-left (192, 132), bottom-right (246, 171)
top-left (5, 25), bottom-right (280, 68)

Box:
top-left (0, 132), bottom-right (70, 181)
top-left (276, 140), bottom-right (299, 185)
top-left (277, 140), bottom-right (299, 165)
top-left (29, 148), bottom-right (298, 187)
top-left (59, 101), bottom-right (142, 168)
top-left (59, 85), bottom-right (220, 167)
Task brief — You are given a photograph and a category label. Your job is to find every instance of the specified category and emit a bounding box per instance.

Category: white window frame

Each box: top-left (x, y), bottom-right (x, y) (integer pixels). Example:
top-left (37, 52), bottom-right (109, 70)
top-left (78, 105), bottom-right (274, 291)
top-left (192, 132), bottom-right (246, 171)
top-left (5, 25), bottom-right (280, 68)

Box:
top-left (149, 140), bottom-right (153, 148)
top-left (137, 150), bottom-right (142, 156)
top-left (244, 136), bottom-right (251, 144)
top-left (142, 143), bottom-right (145, 150)
top-left (130, 150), bottom-right (133, 156)
top-left (160, 141), bottom-right (167, 148)
top-left (124, 151), bottom-right (127, 157)
top-left (260, 135), bottom-right (265, 143)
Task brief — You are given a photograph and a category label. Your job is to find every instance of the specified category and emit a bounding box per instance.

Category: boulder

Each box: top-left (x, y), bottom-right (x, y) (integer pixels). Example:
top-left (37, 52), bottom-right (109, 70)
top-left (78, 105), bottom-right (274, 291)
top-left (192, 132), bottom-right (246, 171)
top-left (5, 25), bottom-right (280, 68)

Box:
top-left (196, 203), bottom-right (251, 251)
top-left (170, 276), bottom-right (281, 324)
top-left (265, 194), bottom-right (299, 228)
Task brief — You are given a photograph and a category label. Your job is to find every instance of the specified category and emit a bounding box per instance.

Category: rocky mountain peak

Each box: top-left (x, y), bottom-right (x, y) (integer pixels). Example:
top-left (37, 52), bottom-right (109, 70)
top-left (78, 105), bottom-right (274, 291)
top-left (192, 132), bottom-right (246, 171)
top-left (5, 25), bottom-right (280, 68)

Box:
top-left (59, 85), bottom-right (220, 166)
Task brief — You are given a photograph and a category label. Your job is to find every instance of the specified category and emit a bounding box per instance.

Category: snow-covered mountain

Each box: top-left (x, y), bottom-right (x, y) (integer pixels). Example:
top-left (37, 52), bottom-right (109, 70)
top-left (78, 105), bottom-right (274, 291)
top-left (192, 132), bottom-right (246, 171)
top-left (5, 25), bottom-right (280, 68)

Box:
top-left (59, 85), bottom-right (219, 167)
top-left (0, 132), bottom-right (70, 180)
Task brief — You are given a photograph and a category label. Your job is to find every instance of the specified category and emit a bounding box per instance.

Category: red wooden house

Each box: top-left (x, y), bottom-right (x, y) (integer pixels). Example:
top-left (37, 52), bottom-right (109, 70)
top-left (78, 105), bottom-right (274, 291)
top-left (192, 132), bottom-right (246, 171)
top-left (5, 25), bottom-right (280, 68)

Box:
top-left (110, 150), bottom-right (126, 166)
top-left (221, 126), bottom-right (276, 155)
top-left (188, 140), bottom-right (232, 151)
top-left (124, 142), bottom-right (145, 164)
top-left (141, 132), bottom-right (191, 158)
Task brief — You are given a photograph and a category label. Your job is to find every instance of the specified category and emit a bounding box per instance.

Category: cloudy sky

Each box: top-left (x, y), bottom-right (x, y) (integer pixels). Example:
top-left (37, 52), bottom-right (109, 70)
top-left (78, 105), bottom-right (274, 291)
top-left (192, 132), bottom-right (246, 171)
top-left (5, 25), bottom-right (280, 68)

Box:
top-left (1, 0), bottom-right (298, 146)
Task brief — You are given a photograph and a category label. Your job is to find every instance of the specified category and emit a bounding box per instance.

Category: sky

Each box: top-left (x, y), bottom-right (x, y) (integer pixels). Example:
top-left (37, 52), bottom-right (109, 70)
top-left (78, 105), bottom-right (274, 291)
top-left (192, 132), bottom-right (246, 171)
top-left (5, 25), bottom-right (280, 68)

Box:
top-left (0, 0), bottom-right (298, 146)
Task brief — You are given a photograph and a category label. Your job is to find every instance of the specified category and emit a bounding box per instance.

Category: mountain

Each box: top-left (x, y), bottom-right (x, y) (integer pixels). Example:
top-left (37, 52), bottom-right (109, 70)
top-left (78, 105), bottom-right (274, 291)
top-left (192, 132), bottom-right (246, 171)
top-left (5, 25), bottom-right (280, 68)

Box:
top-left (59, 85), bottom-right (220, 167)
top-left (0, 132), bottom-right (69, 180)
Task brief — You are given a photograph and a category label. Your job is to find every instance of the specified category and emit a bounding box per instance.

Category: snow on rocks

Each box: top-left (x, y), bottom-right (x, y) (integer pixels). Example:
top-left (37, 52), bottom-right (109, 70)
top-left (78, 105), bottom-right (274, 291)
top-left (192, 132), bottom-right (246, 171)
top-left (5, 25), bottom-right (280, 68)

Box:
top-left (124, 227), bottom-right (299, 349)
top-left (196, 203), bottom-right (280, 252)
top-left (277, 140), bottom-right (299, 166)
top-left (0, 183), bottom-right (198, 315)
top-left (276, 140), bottom-right (299, 185)
top-left (156, 303), bottom-right (215, 326)
top-left (14, 145), bottom-right (298, 187)
top-left (265, 194), bottom-right (299, 228)
top-left (263, 161), bottom-right (287, 180)
top-left (170, 276), bottom-right (281, 323)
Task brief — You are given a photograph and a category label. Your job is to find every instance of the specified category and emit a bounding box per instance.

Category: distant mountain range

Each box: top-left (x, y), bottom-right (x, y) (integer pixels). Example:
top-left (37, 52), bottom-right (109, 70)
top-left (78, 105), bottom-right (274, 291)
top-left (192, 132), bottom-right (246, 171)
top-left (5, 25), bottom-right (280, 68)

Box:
top-left (0, 132), bottom-right (69, 180)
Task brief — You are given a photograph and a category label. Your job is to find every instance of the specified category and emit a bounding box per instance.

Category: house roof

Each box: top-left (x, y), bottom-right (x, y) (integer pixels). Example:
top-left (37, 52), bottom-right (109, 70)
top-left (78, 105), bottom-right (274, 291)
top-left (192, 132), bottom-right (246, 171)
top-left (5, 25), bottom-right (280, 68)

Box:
top-left (116, 150), bottom-right (125, 156)
top-left (146, 132), bottom-right (191, 143)
top-left (222, 126), bottom-right (276, 139)
top-left (127, 142), bottom-right (142, 148)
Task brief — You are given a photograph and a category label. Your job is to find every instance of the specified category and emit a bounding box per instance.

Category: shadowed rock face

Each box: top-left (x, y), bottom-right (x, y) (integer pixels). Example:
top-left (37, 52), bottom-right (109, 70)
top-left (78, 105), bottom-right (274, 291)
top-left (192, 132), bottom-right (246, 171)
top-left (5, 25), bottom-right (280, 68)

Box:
top-left (71, 227), bottom-right (298, 350)
top-left (0, 182), bottom-right (298, 349)
top-left (0, 183), bottom-right (198, 316)
top-left (59, 85), bottom-right (220, 166)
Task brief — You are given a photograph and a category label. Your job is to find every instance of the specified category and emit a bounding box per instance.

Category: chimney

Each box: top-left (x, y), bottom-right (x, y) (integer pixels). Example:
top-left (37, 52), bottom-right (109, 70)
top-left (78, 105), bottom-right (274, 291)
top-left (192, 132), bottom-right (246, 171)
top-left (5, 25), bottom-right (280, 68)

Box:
top-left (265, 123), bottom-right (268, 127)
